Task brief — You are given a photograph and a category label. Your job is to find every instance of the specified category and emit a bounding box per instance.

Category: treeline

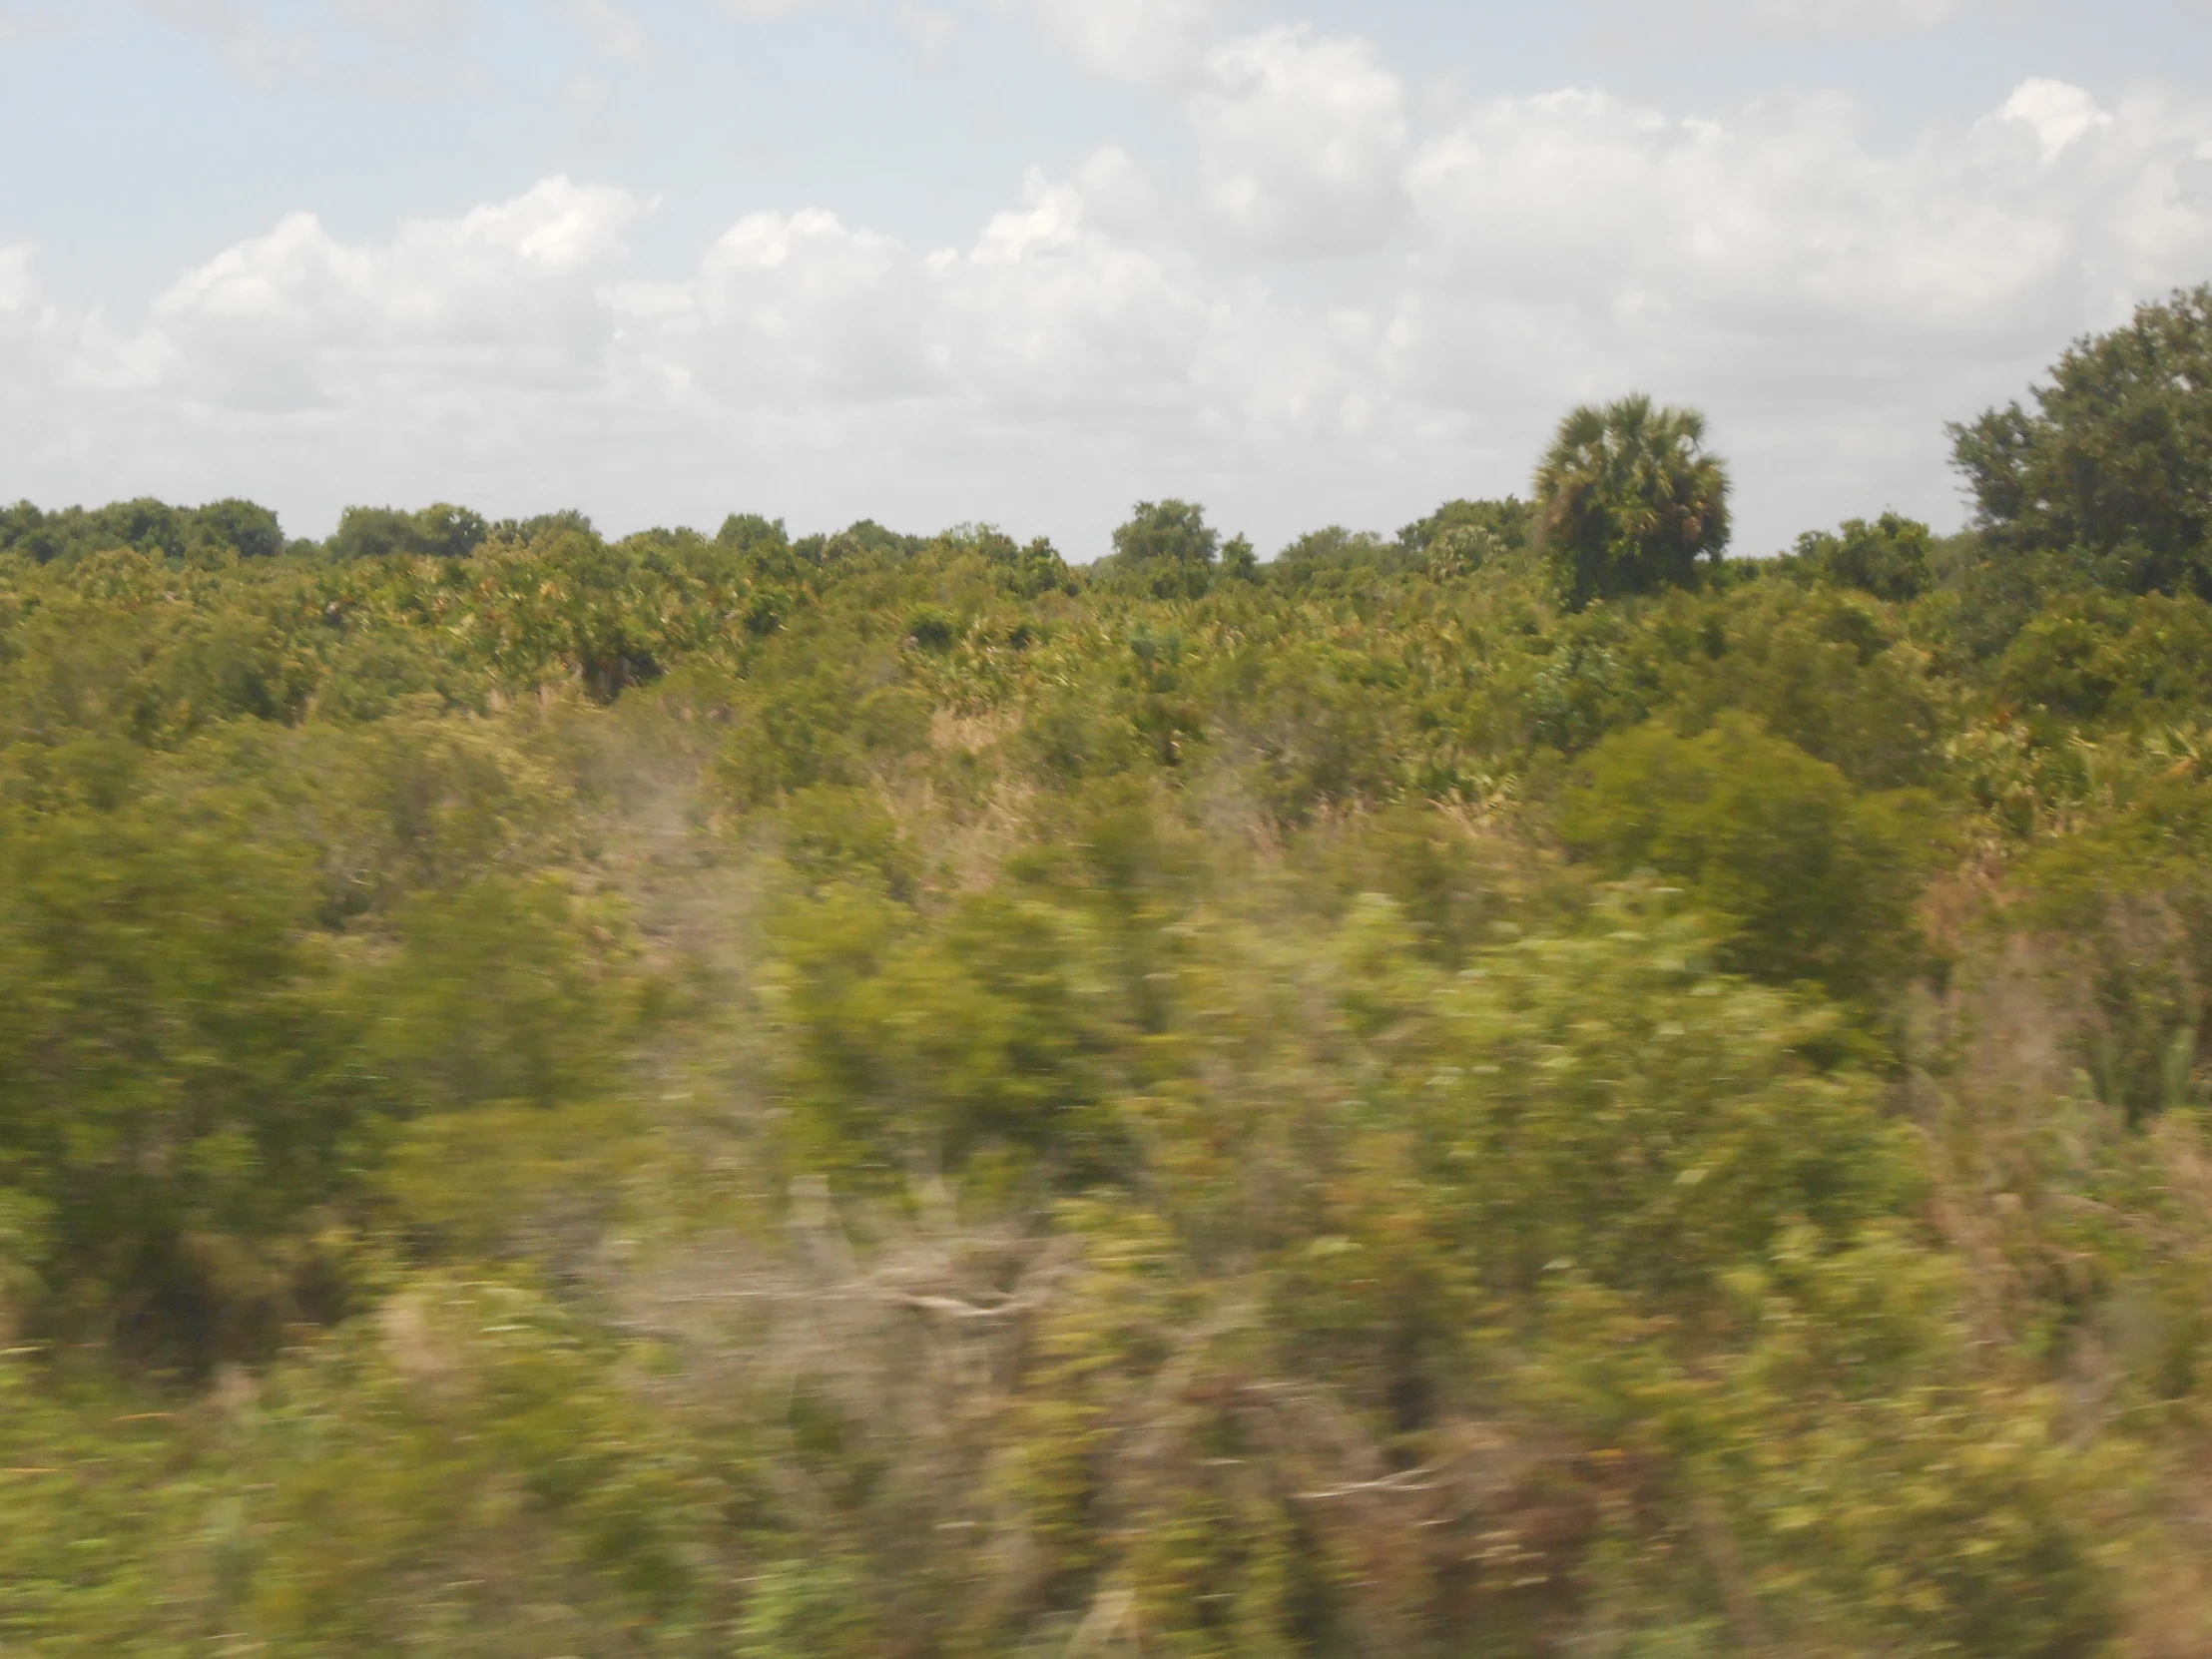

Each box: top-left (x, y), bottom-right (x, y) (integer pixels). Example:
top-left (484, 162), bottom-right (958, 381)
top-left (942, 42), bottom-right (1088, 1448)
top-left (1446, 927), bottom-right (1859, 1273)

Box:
top-left (2, 286), bottom-right (2211, 1657)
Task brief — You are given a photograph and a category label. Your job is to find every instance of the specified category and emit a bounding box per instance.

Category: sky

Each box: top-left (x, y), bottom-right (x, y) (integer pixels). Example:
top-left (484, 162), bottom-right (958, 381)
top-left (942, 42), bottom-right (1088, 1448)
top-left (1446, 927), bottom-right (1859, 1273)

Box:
top-left (4, 1), bottom-right (2212, 558)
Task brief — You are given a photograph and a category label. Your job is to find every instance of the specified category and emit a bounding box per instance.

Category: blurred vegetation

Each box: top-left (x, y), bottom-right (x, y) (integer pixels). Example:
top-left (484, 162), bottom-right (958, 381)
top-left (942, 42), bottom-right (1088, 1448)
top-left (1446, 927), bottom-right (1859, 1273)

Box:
top-left (7, 287), bottom-right (2212, 1655)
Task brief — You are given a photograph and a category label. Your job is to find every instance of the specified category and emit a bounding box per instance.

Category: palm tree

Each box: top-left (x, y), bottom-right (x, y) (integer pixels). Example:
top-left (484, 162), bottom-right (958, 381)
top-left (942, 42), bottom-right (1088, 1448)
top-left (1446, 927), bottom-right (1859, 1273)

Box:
top-left (1534, 395), bottom-right (1731, 608)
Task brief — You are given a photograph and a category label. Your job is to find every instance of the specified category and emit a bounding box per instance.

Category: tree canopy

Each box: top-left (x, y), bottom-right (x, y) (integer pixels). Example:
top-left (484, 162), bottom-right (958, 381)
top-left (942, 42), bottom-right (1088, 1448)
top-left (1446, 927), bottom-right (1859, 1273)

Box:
top-left (1534, 393), bottom-right (1732, 606)
top-left (1097, 498), bottom-right (1258, 599)
top-left (0, 496), bottom-right (285, 564)
top-left (1951, 282), bottom-right (2212, 601)
top-left (7, 301), bottom-right (2212, 1656)
top-left (326, 501), bottom-right (491, 561)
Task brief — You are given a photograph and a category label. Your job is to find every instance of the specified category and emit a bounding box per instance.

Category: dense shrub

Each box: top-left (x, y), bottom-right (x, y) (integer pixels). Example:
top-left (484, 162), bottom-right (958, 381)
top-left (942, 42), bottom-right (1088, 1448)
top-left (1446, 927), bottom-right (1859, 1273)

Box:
top-left (8, 294), bottom-right (2212, 1650)
top-left (1561, 713), bottom-right (1927, 1000)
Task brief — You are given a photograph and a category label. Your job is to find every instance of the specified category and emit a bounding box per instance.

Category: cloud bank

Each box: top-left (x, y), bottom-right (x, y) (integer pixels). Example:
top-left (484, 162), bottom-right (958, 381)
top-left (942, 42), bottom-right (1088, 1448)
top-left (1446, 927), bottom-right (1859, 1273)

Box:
top-left (7, 17), bottom-right (2212, 556)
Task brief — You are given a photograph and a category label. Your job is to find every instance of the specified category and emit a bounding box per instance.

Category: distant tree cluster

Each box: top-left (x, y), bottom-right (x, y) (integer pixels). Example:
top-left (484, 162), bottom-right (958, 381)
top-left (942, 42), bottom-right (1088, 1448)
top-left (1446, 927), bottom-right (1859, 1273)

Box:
top-left (325, 501), bottom-right (491, 561)
top-left (0, 495), bottom-right (287, 563)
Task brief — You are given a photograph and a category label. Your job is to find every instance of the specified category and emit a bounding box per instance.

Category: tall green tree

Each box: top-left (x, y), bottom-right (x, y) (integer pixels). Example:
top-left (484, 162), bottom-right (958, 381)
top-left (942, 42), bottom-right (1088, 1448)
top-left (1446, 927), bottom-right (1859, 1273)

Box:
top-left (1100, 500), bottom-right (1251, 600)
top-left (1533, 394), bottom-right (1731, 607)
top-left (191, 498), bottom-right (285, 561)
top-left (1950, 283), bottom-right (2212, 601)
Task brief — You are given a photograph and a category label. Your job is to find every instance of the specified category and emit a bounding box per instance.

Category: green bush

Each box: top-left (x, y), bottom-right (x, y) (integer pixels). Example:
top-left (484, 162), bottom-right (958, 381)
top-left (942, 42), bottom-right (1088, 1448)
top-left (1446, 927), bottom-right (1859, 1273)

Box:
top-left (1995, 592), bottom-right (2212, 730)
top-left (1561, 714), bottom-right (1927, 1000)
top-left (12, 340), bottom-right (2212, 1651)
top-left (0, 783), bottom-right (355, 1362)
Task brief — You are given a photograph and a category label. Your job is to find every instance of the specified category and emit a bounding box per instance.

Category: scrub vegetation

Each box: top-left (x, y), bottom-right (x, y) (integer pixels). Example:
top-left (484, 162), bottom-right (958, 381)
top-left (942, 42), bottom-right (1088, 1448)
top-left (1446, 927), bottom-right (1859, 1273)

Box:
top-left (5, 286), bottom-right (2212, 1657)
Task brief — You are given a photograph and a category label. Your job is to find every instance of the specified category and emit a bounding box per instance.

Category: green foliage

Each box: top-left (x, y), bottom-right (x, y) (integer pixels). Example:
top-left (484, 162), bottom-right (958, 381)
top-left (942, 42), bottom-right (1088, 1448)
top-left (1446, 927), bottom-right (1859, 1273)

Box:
top-left (1486, 577), bottom-right (1944, 787)
top-left (9, 320), bottom-right (2212, 1652)
top-left (1999, 758), bottom-right (2212, 1122)
top-left (1274, 526), bottom-right (1388, 579)
top-left (326, 501), bottom-right (491, 561)
top-left (0, 496), bottom-right (284, 565)
top-left (765, 875), bottom-right (1128, 1194)
top-left (215, 1278), bottom-right (736, 1655)
top-left (1394, 494), bottom-right (1533, 569)
top-left (1561, 714), bottom-right (1927, 1001)
top-left (717, 510), bottom-right (791, 555)
top-left (1994, 592), bottom-right (2212, 730)
top-left (1535, 395), bottom-right (1731, 607)
top-left (489, 507), bottom-right (596, 545)
top-left (1099, 500), bottom-right (1253, 600)
top-left (1952, 282), bottom-right (2212, 601)
top-left (1271, 525), bottom-right (1408, 588)
top-left (0, 1357), bottom-right (208, 1655)
top-left (1530, 1231), bottom-right (2122, 1659)
top-left (1402, 890), bottom-right (1920, 1306)
top-left (362, 873), bottom-right (634, 1117)
top-left (735, 1556), bottom-right (880, 1658)
top-left (1788, 511), bottom-right (1934, 602)
top-left (0, 776), bottom-right (357, 1362)
top-left (1638, 583), bottom-right (1946, 790)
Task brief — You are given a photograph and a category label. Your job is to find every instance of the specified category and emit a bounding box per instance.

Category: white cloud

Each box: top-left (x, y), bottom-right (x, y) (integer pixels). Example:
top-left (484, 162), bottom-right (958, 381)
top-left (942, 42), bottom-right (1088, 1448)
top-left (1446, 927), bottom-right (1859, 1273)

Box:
top-left (660, 177), bottom-right (1302, 426)
top-left (898, 0), bottom-right (955, 55)
top-left (687, 210), bottom-right (941, 401)
top-left (138, 0), bottom-right (321, 83)
top-left (566, 0), bottom-right (645, 60)
top-left (1067, 144), bottom-right (1170, 240)
top-left (950, 178), bottom-right (1225, 415)
top-left (1722, 0), bottom-right (1965, 35)
top-left (0, 1), bottom-right (65, 41)
top-left (8, 74), bottom-right (2212, 556)
top-left (1026, 0), bottom-right (1241, 89)
top-left (0, 247), bottom-right (40, 316)
top-left (1189, 26), bottom-right (1409, 254)
top-left (144, 177), bottom-right (645, 411)
top-left (1403, 88), bottom-right (2078, 336)
top-left (340, 0), bottom-right (466, 42)
top-left (1608, 0), bottom-right (1972, 43)
top-left (136, 0), bottom-right (487, 86)
top-left (1995, 78), bottom-right (2115, 164)
top-left (0, 250), bottom-right (52, 440)
top-left (2179, 153), bottom-right (2212, 210)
